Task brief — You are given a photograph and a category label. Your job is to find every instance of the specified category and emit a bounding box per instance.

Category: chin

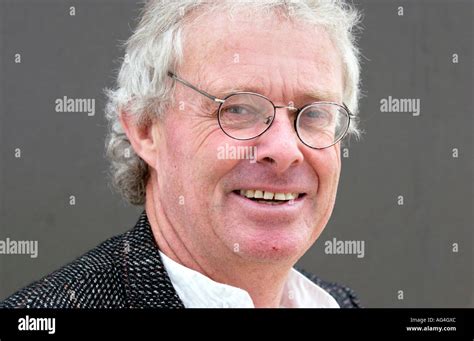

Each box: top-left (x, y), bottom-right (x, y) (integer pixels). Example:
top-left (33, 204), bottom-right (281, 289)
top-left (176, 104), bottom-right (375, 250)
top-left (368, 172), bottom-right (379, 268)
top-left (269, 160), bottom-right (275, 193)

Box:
top-left (226, 224), bottom-right (314, 264)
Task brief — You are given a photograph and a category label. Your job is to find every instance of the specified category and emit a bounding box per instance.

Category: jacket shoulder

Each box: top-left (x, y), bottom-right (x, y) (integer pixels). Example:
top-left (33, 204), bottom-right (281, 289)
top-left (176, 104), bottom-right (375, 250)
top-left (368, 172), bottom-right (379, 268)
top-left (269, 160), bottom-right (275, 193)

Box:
top-left (1, 234), bottom-right (126, 308)
top-left (298, 269), bottom-right (362, 308)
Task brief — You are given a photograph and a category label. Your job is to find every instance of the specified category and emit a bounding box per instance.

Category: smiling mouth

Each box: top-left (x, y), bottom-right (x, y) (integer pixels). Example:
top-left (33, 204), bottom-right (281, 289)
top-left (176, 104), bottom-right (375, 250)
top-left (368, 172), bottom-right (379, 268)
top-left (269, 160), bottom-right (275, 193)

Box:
top-left (233, 189), bottom-right (307, 205)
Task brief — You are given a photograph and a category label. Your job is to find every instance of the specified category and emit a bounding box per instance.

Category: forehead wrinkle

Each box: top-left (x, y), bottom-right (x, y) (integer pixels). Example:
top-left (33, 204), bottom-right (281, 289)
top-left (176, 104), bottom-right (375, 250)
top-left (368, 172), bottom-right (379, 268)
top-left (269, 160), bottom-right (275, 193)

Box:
top-left (194, 54), bottom-right (342, 106)
top-left (204, 77), bottom-right (341, 105)
top-left (181, 14), bottom-right (344, 108)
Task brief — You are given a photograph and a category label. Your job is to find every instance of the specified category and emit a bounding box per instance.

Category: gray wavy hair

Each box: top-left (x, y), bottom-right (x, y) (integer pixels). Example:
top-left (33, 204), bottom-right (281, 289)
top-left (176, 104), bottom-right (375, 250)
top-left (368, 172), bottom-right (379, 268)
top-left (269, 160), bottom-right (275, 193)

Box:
top-left (105, 0), bottom-right (363, 206)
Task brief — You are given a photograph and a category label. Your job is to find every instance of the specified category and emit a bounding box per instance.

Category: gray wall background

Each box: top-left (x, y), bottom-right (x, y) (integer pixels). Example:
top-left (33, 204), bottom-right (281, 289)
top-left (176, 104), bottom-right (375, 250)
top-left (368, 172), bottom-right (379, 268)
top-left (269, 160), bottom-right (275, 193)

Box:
top-left (0, 0), bottom-right (472, 307)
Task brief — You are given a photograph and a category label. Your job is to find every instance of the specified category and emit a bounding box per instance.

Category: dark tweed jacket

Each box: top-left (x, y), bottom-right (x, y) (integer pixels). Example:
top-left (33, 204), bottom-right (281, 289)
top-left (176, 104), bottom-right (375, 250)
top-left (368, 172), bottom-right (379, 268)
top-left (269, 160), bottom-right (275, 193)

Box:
top-left (1, 212), bottom-right (361, 308)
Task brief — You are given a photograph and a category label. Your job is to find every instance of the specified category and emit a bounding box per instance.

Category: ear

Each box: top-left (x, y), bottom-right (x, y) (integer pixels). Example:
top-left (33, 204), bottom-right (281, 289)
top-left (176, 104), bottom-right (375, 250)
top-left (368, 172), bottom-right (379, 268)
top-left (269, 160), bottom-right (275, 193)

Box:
top-left (119, 111), bottom-right (160, 168)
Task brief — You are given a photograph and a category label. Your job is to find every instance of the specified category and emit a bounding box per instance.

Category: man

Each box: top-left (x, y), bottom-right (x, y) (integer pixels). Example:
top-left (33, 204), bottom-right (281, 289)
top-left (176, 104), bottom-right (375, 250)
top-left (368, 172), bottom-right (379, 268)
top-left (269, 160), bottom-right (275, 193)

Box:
top-left (2, 0), bottom-right (362, 308)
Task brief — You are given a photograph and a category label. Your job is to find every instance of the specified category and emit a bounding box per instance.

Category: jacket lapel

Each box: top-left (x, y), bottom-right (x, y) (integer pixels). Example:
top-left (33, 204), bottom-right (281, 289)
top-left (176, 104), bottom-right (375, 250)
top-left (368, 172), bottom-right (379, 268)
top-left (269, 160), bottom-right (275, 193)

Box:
top-left (117, 211), bottom-right (185, 308)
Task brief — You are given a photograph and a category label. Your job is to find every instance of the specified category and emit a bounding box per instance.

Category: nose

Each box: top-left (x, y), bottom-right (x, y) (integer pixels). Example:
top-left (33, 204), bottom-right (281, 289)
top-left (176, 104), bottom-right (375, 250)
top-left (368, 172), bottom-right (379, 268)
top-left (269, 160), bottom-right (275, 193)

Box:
top-left (254, 108), bottom-right (304, 174)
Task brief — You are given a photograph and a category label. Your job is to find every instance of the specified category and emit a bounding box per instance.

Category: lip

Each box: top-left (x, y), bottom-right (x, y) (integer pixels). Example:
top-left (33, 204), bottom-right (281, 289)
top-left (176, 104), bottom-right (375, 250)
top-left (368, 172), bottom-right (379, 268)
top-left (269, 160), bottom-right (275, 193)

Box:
top-left (232, 187), bottom-right (309, 195)
top-left (229, 190), bottom-right (307, 220)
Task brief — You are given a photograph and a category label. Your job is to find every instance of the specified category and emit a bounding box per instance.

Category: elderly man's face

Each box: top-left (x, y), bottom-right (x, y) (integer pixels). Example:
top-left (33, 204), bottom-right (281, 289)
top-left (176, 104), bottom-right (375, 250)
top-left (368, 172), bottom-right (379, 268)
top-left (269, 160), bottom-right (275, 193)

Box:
top-left (152, 13), bottom-right (343, 265)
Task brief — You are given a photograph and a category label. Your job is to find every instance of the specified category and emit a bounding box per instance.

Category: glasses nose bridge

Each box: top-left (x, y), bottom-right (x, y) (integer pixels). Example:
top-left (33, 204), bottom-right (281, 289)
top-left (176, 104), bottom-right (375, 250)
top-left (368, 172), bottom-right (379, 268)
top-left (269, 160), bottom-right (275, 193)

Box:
top-left (274, 104), bottom-right (298, 112)
top-left (264, 103), bottom-right (300, 138)
top-left (269, 103), bottom-right (299, 126)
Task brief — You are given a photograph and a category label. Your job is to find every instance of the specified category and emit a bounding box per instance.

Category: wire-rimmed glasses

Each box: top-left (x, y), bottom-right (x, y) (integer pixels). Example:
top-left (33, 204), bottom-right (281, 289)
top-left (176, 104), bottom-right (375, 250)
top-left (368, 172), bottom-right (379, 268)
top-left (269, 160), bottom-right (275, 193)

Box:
top-left (168, 71), bottom-right (353, 149)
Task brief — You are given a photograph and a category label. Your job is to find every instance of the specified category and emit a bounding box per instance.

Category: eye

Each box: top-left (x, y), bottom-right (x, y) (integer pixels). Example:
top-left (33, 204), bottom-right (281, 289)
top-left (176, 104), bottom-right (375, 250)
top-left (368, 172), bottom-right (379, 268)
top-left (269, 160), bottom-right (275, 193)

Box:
top-left (306, 110), bottom-right (318, 118)
top-left (302, 108), bottom-right (331, 125)
top-left (222, 105), bottom-right (254, 116)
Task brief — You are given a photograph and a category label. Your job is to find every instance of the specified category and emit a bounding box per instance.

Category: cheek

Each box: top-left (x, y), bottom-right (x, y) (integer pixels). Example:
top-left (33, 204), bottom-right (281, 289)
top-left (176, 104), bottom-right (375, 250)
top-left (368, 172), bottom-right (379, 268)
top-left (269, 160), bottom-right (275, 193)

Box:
top-left (309, 147), bottom-right (341, 197)
top-left (305, 148), bottom-right (341, 241)
top-left (157, 113), bottom-right (239, 201)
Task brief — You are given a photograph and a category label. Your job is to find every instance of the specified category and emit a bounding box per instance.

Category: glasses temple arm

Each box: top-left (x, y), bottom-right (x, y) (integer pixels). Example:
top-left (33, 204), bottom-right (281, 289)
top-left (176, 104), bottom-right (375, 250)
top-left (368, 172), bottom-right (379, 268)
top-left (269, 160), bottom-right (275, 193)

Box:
top-left (167, 71), bottom-right (225, 103)
top-left (342, 103), bottom-right (355, 118)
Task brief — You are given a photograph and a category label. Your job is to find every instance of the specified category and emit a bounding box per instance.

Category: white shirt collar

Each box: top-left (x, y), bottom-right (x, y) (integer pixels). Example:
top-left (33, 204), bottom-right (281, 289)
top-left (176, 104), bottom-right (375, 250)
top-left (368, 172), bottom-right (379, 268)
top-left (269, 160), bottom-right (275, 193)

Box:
top-left (159, 251), bottom-right (339, 308)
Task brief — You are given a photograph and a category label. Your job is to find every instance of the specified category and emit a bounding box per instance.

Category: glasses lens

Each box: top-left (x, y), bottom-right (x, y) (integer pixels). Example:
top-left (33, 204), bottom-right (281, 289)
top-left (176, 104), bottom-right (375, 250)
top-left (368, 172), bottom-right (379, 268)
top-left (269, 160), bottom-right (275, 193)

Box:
top-left (218, 93), bottom-right (274, 139)
top-left (296, 103), bottom-right (350, 149)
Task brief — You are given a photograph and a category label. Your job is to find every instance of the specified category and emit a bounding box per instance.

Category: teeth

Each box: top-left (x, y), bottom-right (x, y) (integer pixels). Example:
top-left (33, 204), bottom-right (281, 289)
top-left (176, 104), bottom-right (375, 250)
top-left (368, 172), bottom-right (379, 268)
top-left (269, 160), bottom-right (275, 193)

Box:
top-left (263, 191), bottom-right (274, 200)
top-left (239, 190), bottom-right (300, 201)
top-left (274, 193), bottom-right (286, 200)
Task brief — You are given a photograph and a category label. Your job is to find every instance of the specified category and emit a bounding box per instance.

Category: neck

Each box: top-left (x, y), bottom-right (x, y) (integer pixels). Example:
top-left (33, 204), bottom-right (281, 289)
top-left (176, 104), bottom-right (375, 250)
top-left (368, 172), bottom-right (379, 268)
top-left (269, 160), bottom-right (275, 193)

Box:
top-left (145, 175), bottom-right (294, 308)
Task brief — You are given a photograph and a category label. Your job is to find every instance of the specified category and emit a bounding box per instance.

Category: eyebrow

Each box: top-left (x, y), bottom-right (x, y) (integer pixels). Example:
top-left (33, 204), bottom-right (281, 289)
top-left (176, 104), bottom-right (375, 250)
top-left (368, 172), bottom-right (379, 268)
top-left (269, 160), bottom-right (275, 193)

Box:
top-left (302, 89), bottom-right (341, 103)
top-left (210, 83), bottom-right (340, 104)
